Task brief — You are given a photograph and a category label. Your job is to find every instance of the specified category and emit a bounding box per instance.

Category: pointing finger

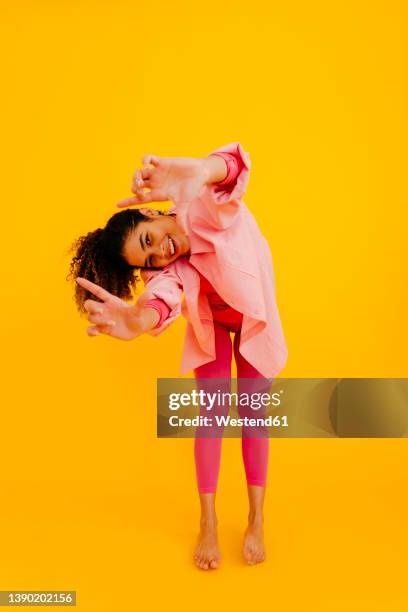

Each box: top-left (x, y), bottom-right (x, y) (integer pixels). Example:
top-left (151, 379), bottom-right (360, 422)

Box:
top-left (116, 196), bottom-right (145, 208)
top-left (76, 277), bottom-right (112, 301)
top-left (117, 193), bottom-right (153, 207)
top-left (117, 197), bottom-right (135, 208)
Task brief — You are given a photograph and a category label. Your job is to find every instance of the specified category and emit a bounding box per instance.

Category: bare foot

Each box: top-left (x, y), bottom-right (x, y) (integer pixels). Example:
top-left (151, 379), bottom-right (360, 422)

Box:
top-left (243, 518), bottom-right (266, 565)
top-left (194, 520), bottom-right (220, 570)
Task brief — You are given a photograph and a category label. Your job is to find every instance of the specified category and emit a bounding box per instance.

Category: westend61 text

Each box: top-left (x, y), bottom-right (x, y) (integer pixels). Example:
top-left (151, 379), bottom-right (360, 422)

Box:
top-left (168, 390), bottom-right (283, 411)
top-left (168, 415), bottom-right (288, 427)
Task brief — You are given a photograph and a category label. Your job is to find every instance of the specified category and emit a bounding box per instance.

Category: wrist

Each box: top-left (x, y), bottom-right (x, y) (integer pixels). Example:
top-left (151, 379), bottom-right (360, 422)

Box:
top-left (141, 306), bottom-right (160, 331)
top-left (127, 305), bottom-right (160, 337)
top-left (201, 155), bottom-right (228, 185)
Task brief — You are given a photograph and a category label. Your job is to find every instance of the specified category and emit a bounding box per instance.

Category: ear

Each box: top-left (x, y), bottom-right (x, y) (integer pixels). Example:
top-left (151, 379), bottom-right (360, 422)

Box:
top-left (139, 207), bottom-right (160, 217)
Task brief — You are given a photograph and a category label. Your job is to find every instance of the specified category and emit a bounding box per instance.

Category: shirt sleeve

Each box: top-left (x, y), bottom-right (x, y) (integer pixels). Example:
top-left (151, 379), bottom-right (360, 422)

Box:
top-left (144, 298), bottom-right (171, 329)
top-left (198, 142), bottom-right (251, 230)
top-left (139, 264), bottom-right (183, 336)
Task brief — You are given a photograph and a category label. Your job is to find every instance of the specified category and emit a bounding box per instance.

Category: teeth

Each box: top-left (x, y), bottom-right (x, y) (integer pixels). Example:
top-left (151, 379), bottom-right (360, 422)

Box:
top-left (168, 236), bottom-right (175, 256)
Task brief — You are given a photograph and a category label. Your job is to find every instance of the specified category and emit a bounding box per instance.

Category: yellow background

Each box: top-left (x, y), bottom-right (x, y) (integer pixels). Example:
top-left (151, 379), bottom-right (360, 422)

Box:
top-left (1, 0), bottom-right (407, 609)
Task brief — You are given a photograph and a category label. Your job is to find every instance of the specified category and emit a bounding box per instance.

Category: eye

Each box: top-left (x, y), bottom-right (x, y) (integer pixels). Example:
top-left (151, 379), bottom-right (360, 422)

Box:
top-left (146, 234), bottom-right (151, 246)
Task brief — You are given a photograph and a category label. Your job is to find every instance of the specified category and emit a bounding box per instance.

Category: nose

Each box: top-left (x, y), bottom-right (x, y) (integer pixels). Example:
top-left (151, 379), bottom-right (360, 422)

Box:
top-left (149, 240), bottom-right (167, 262)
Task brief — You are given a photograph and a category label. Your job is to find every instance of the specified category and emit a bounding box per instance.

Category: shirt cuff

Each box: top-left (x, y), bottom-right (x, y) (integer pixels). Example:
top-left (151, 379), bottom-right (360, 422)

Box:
top-left (208, 152), bottom-right (242, 187)
top-left (144, 298), bottom-right (171, 329)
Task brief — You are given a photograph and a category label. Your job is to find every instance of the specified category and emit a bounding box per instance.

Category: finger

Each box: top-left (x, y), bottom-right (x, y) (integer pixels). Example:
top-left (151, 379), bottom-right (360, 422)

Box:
top-left (136, 191), bottom-right (154, 203)
top-left (131, 179), bottom-right (152, 193)
top-left (117, 192), bottom-right (154, 207)
top-left (142, 154), bottom-right (160, 167)
top-left (141, 167), bottom-right (153, 180)
top-left (116, 196), bottom-right (146, 208)
top-left (86, 324), bottom-right (114, 337)
top-left (117, 196), bottom-right (139, 208)
top-left (132, 168), bottom-right (153, 183)
top-left (84, 299), bottom-right (104, 314)
top-left (131, 169), bottom-right (143, 193)
top-left (76, 277), bottom-right (111, 301)
top-left (131, 186), bottom-right (151, 200)
top-left (86, 325), bottom-right (100, 337)
top-left (131, 170), bottom-right (152, 194)
top-left (133, 168), bottom-right (153, 186)
top-left (87, 312), bottom-right (116, 326)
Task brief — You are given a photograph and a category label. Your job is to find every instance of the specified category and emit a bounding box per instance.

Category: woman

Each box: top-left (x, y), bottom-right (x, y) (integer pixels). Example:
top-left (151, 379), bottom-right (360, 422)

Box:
top-left (69, 142), bottom-right (288, 569)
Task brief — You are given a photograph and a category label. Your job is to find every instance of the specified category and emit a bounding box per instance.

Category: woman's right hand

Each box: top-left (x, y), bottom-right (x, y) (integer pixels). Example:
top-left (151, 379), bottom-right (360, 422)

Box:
top-left (76, 277), bottom-right (159, 339)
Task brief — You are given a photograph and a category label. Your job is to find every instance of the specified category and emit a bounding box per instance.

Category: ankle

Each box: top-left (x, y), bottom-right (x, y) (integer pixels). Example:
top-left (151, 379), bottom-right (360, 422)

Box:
top-left (248, 511), bottom-right (264, 526)
top-left (200, 516), bottom-right (218, 529)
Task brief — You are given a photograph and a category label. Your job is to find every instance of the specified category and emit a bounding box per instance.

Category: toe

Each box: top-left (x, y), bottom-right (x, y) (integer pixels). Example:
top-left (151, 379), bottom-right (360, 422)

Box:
top-left (210, 559), bottom-right (219, 569)
top-left (244, 546), bottom-right (253, 564)
top-left (257, 550), bottom-right (266, 564)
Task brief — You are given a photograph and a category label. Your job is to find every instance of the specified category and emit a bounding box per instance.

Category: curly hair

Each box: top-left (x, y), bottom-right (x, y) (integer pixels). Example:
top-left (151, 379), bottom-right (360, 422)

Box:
top-left (67, 208), bottom-right (163, 313)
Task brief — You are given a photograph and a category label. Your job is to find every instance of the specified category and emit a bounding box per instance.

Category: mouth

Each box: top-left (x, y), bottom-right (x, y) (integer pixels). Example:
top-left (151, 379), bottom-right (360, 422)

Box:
top-left (167, 235), bottom-right (177, 258)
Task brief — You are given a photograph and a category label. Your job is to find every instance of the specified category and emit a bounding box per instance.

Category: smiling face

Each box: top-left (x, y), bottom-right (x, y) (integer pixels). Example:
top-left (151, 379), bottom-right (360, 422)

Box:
top-left (122, 210), bottom-right (190, 269)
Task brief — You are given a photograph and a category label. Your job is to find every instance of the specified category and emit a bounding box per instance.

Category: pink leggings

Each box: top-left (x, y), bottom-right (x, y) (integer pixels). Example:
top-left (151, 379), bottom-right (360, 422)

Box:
top-left (193, 309), bottom-right (269, 494)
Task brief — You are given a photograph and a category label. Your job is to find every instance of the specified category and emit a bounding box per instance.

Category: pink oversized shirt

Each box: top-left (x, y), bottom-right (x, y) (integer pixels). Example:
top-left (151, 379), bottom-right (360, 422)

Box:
top-left (139, 142), bottom-right (288, 378)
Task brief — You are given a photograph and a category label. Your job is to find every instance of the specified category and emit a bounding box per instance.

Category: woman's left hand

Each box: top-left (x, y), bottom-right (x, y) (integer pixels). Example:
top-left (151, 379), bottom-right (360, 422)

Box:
top-left (117, 155), bottom-right (210, 208)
